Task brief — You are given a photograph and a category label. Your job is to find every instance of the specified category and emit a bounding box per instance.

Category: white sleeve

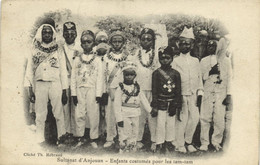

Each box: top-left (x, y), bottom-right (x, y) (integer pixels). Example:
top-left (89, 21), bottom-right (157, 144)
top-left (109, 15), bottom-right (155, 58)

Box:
top-left (71, 58), bottom-right (77, 96)
top-left (200, 58), bottom-right (210, 81)
top-left (24, 53), bottom-right (33, 87)
top-left (140, 91), bottom-right (152, 113)
top-left (95, 58), bottom-right (103, 97)
top-left (226, 58), bottom-right (232, 95)
top-left (196, 59), bottom-right (204, 95)
top-left (114, 87), bottom-right (123, 122)
top-left (59, 48), bottom-right (68, 90)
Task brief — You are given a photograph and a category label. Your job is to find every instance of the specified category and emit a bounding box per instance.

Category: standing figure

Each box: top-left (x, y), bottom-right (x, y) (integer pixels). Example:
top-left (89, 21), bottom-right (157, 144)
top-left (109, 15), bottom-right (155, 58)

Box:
top-left (150, 46), bottom-right (182, 154)
top-left (62, 21), bottom-right (78, 141)
top-left (103, 30), bottom-right (130, 148)
top-left (200, 40), bottom-right (232, 151)
top-left (24, 23), bottom-right (68, 146)
top-left (172, 27), bottom-right (203, 153)
top-left (131, 28), bottom-right (159, 151)
top-left (114, 61), bottom-right (152, 153)
top-left (71, 30), bottom-right (103, 149)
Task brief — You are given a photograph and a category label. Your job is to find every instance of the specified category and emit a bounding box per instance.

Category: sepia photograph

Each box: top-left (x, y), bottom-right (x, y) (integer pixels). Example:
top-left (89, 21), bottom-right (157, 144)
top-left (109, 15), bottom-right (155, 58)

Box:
top-left (0, 0), bottom-right (259, 165)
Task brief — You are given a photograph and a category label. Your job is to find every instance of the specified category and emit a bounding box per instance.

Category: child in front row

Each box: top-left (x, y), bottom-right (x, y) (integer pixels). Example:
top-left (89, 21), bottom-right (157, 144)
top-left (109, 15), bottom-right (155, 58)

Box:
top-left (114, 61), bottom-right (152, 153)
top-left (150, 46), bottom-right (182, 154)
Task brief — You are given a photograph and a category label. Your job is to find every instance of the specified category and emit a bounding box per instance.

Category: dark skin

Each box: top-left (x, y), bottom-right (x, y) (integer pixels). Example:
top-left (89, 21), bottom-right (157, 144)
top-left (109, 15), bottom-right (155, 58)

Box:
top-left (179, 37), bottom-right (202, 109)
top-left (178, 37), bottom-right (194, 54)
top-left (111, 35), bottom-right (124, 52)
top-left (29, 25), bottom-right (67, 105)
top-left (73, 34), bottom-right (101, 106)
top-left (140, 34), bottom-right (154, 51)
top-left (150, 54), bottom-right (183, 120)
top-left (117, 69), bottom-right (137, 127)
top-left (63, 29), bottom-right (77, 45)
top-left (42, 25), bottom-right (54, 44)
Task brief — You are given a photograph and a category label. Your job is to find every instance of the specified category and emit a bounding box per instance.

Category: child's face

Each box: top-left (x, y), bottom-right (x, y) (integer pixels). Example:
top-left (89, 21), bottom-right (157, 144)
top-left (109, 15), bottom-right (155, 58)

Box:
top-left (179, 37), bottom-right (193, 54)
top-left (159, 54), bottom-right (173, 66)
top-left (123, 69), bottom-right (136, 84)
top-left (42, 25), bottom-right (53, 44)
top-left (111, 35), bottom-right (124, 51)
top-left (81, 35), bottom-right (94, 53)
top-left (63, 29), bottom-right (77, 45)
top-left (140, 34), bottom-right (153, 50)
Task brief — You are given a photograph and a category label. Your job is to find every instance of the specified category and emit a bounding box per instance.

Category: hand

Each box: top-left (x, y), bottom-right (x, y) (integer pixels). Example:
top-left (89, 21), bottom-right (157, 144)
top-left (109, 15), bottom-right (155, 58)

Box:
top-left (222, 95), bottom-right (231, 106)
top-left (176, 108), bottom-right (182, 122)
top-left (150, 108), bottom-right (158, 118)
top-left (209, 64), bottom-right (220, 76)
top-left (168, 106), bottom-right (176, 117)
top-left (72, 96), bottom-right (78, 106)
top-left (196, 95), bottom-right (202, 108)
top-left (96, 97), bottom-right (102, 104)
top-left (29, 87), bottom-right (35, 103)
top-left (117, 121), bottom-right (124, 127)
top-left (62, 89), bottom-right (67, 105)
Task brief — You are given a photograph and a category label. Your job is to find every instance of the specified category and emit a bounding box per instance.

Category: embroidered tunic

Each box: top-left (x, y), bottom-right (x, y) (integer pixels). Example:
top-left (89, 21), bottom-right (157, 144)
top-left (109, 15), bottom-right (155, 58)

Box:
top-left (114, 83), bottom-right (152, 122)
top-left (24, 41), bottom-right (68, 90)
top-left (71, 53), bottom-right (103, 97)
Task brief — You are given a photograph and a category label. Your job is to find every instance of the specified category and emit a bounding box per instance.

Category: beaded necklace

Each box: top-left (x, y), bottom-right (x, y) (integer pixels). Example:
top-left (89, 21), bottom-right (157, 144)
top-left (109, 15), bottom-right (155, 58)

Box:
top-left (35, 40), bottom-right (58, 53)
top-left (107, 51), bottom-right (127, 62)
top-left (119, 82), bottom-right (140, 103)
top-left (80, 53), bottom-right (96, 65)
top-left (138, 49), bottom-right (155, 68)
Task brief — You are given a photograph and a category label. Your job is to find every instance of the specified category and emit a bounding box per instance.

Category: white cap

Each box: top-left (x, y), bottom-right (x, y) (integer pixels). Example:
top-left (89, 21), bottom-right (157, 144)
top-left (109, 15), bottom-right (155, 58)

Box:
top-left (179, 27), bottom-right (195, 39)
top-left (96, 31), bottom-right (108, 40)
top-left (121, 61), bottom-right (137, 72)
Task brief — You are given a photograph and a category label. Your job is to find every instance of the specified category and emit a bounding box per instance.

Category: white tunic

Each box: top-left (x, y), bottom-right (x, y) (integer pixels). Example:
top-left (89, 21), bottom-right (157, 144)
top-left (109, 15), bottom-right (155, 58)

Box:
top-left (114, 83), bottom-right (152, 122)
top-left (24, 42), bottom-right (68, 90)
top-left (131, 48), bottom-right (160, 91)
top-left (172, 53), bottom-right (203, 96)
top-left (200, 55), bottom-right (232, 94)
top-left (70, 53), bottom-right (103, 97)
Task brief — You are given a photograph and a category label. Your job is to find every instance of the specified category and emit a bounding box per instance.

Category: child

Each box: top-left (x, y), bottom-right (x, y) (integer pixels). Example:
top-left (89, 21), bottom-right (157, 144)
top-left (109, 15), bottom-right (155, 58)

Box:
top-left (71, 30), bottom-right (103, 149)
top-left (150, 46), bottom-right (182, 154)
top-left (114, 61), bottom-right (152, 153)
top-left (103, 30), bottom-right (130, 148)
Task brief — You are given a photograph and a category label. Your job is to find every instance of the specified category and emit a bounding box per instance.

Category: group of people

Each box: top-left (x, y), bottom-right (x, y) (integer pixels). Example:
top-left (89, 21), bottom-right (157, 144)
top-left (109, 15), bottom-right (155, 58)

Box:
top-left (24, 18), bottom-right (233, 154)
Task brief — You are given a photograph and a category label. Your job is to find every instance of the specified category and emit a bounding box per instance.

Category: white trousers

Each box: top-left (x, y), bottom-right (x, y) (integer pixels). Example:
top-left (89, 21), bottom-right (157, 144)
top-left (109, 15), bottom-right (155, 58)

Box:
top-left (35, 81), bottom-right (65, 142)
top-left (118, 116), bottom-right (139, 146)
top-left (176, 95), bottom-right (199, 147)
top-left (156, 110), bottom-right (176, 144)
top-left (75, 87), bottom-right (99, 139)
top-left (200, 91), bottom-right (226, 146)
top-left (63, 88), bottom-right (76, 135)
top-left (105, 94), bottom-right (117, 141)
top-left (137, 90), bottom-right (157, 142)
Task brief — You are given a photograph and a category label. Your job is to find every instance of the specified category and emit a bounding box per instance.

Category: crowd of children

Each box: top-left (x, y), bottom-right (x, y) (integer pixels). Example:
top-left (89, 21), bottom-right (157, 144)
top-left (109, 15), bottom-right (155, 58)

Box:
top-left (24, 18), bottom-right (232, 154)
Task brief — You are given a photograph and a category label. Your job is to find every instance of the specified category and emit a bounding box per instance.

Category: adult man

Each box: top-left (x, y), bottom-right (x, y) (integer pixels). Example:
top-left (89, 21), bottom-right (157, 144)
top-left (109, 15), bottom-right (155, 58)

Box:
top-left (24, 22), bottom-right (68, 146)
top-left (62, 21), bottom-right (78, 140)
top-left (172, 27), bottom-right (203, 153)
top-left (200, 40), bottom-right (232, 151)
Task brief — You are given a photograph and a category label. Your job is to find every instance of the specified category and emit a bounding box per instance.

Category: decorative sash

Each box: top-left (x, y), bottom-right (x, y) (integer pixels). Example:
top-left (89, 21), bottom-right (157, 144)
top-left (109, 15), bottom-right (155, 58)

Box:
top-left (158, 68), bottom-right (173, 83)
top-left (62, 45), bottom-right (72, 75)
top-left (32, 41), bottom-right (58, 74)
top-left (107, 63), bottom-right (121, 88)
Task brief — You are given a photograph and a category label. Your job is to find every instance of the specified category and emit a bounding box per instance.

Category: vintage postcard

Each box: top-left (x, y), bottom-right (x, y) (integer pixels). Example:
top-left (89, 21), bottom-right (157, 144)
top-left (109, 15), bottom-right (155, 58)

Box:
top-left (0, 0), bottom-right (259, 165)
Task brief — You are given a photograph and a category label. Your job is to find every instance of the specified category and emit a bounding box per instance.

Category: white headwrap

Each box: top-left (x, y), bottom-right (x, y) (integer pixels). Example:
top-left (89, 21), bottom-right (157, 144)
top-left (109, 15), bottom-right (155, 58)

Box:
top-left (33, 24), bottom-right (56, 43)
top-left (179, 27), bottom-right (195, 39)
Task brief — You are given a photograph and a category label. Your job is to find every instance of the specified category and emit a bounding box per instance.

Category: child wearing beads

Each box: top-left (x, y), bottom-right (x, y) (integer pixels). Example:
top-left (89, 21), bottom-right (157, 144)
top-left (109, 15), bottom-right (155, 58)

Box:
top-left (114, 61), bottom-right (152, 153)
top-left (71, 30), bottom-right (103, 149)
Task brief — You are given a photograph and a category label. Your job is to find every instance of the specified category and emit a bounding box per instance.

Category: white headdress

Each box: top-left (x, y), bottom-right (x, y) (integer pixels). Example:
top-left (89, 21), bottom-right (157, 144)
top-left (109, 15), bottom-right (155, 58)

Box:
top-left (33, 24), bottom-right (56, 43)
top-left (179, 27), bottom-right (195, 39)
